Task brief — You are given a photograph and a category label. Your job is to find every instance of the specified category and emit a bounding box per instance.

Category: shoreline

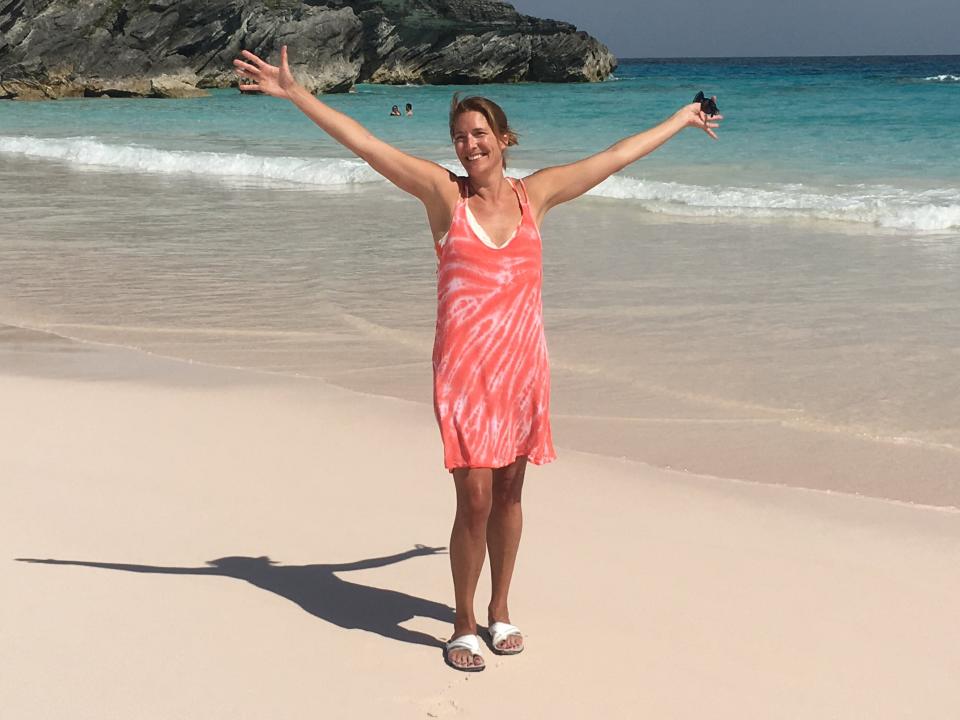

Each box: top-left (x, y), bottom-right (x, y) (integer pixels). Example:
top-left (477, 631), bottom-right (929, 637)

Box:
top-left (3, 319), bottom-right (959, 718)
top-left (5, 320), bottom-right (959, 511)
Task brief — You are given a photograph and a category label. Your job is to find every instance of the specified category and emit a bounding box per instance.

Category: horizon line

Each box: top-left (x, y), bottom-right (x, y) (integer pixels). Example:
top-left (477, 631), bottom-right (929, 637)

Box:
top-left (615, 52), bottom-right (960, 60)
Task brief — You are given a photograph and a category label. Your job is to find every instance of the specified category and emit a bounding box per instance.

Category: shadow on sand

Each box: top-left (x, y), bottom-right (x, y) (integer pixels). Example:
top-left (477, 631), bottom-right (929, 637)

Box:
top-left (17, 544), bottom-right (454, 648)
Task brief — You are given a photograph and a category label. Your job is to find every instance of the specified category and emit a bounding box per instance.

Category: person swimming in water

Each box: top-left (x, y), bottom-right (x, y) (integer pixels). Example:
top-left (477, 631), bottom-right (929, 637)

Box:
top-left (233, 45), bottom-right (721, 673)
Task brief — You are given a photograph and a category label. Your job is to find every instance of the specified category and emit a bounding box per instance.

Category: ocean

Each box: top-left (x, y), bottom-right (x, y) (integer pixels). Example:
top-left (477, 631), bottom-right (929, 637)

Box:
top-left (2, 56), bottom-right (959, 506)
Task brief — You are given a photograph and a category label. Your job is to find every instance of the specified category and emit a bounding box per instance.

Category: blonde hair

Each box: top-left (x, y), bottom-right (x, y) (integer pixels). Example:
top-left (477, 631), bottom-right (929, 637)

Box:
top-left (449, 93), bottom-right (519, 169)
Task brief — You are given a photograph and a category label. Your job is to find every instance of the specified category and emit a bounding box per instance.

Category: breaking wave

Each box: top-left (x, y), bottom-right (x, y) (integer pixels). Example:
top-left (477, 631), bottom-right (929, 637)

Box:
top-left (2, 134), bottom-right (958, 232)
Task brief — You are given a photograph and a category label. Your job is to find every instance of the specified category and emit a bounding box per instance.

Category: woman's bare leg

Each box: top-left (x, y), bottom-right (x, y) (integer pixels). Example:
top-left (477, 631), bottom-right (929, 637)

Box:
top-left (447, 467), bottom-right (493, 669)
top-left (486, 455), bottom-right (527, 652)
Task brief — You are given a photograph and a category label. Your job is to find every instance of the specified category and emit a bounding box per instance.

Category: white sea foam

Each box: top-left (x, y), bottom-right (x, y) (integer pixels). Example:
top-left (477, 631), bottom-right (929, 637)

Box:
top-left (924, 74), bottom-right (960, 82)
top-left (583, 175), bottom-right (960, 232)
top-left (2, 135), bottom-right (959, 232)
top-left (0, 135), bottom-right (382, 186)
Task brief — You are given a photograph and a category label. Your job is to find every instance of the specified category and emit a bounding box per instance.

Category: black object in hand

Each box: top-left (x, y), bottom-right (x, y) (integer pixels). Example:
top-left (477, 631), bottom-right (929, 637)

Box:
top-left (694, 91), bottom-right (719, 117)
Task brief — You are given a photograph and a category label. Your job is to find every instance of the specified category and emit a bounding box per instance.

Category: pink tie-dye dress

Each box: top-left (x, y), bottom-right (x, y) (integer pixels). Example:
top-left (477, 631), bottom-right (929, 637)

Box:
top-left (432, 177), bottom-right (556, 471)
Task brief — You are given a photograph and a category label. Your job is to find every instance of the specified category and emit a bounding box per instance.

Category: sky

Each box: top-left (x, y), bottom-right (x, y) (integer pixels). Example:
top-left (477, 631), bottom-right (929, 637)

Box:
top-left (507, 0), bottom-right (959, 58)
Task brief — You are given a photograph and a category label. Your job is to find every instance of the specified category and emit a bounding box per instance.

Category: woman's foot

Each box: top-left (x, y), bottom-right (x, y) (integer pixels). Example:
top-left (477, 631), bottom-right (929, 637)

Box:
top-left (487, 609), bottom-right (523, 654)
top-left (444, 633), bottom-right (485, 671)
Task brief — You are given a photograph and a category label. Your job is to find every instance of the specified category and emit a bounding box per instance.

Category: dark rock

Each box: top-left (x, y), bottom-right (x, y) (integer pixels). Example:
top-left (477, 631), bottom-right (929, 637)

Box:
top-left (0, 0), bottom-right (617, 100)
top-left (353, 0), bottom-right (614, 84)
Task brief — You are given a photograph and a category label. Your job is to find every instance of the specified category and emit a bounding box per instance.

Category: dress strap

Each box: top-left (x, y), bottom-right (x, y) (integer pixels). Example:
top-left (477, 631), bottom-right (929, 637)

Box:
top-left (436, 177), bottom-right (468, 258)
top-left (510, 176), bottom-right (543, 238)
top-left (510, 177), bottom-right (530, 207)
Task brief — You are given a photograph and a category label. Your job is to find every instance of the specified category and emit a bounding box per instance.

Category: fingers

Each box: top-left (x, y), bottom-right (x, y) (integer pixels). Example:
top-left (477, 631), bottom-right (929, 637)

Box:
top-left (233, 59), bottom-right (259, 76)
top-left (281, 44), bottom-right (289, 70)
top-left (238, 82), bottom-right (262, 93)
top-left (241, 49), bottom-right (266, 67)
top-left (686, 95), bottom-right (721, 139)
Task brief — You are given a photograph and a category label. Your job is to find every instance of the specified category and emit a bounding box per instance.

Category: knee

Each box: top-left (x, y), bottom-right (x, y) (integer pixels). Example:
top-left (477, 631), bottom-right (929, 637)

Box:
top-left (456, 478), bottom-right (493, 528)
top-left (492, 464), bottom-right (525, 508)
top-left (492, 479), bottom-right (522, 509)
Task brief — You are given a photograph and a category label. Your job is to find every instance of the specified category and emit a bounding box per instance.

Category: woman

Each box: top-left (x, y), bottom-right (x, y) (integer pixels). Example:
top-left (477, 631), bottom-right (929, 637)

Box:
top-left (233, 46), bottom-right (721, 673)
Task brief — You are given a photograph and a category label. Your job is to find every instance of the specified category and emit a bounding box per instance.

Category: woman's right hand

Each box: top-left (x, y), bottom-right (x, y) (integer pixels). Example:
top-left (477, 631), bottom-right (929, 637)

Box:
top-left (233, 45), bottom-right (298, 99)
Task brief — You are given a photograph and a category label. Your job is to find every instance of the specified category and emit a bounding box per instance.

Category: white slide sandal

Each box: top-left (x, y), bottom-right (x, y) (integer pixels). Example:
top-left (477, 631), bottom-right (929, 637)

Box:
top-left (444, 633), bottom-right (485, 672)
top-left (486, 622), bottom-right (524, 655)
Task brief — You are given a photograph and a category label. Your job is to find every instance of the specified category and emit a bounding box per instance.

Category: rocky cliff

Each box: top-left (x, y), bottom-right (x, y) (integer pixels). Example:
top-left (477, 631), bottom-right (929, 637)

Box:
top-left (0, 0), bottom-right (617, 100)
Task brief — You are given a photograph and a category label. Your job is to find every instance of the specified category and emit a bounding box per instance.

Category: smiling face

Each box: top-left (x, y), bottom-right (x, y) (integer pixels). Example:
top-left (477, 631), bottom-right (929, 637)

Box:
top-left (452, 111), bottom-right (509, 176)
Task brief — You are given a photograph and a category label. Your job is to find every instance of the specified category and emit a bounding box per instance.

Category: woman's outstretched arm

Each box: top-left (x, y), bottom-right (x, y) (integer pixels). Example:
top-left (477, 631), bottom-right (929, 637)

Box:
top-left (233, 46), bottom-right (454, 204)
top-left (523, 102), bottom-right (723, 223)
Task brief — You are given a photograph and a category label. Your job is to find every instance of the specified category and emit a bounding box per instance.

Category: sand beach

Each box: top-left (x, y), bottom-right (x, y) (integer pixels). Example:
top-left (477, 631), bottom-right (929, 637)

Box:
top-left (3, 325), bottom-right (959, 718)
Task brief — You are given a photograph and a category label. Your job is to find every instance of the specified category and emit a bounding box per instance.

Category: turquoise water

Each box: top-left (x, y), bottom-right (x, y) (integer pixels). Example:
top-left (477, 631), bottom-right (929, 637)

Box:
top-left (2, 56), bottom-right (960, 505)
top-left (2, 56), bottom-right (959, 230)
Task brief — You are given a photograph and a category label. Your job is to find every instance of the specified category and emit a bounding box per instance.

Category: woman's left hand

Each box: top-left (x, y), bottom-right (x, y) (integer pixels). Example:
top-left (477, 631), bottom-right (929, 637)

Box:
top-left (674, 99), bottom-right (723, 140)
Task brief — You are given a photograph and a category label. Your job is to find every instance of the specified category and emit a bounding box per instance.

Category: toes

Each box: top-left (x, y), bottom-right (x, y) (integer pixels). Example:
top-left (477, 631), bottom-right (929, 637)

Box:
top-left (450, 649), bottom-right (482, 669)
top-left (496, 635), bottom-right (522, 651)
